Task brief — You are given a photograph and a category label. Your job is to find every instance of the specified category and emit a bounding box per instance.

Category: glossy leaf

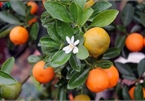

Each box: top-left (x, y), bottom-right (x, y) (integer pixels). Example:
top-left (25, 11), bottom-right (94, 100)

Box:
top-left (91, 9), bottom-right (119, 27)
top-left (66, 69), bottom-right (75, 80)
top-left (44, 1), bottom-right (71, 23)
top-left (47, 23), bottom-right (60, 42)
top-left (0, 71), bottom-right (17, 85)
top-left (73, 0), bottom-right (87, 9)
top-left (130, 25), bottom-right (142, 33)
top-left (69, 55), bottom-right (81, 72)
top-left (134, 84), bottom-right (144, 100)
top-left (121, 47), bottom-right (130, 59)
top-left (76, 44), bottom-right (89, 60)
top-left (9, 0), bottom-right (26, 16)
top-left (115, 83), bottom-right (122, 99)
top-left (122, 75), bottom-right (137, 80)
top-left (97, 60), bottom-right (113, 69)
top-left (55, 79), bottom-right (66, 87)
top-left (49, 51), bottom-right (71, 68)
top-left (40, 37), bottom-right (60, 48)
top-left (58, 87), bottom-right (66, 101)
top-left (1, 57), bottom-right (15, 74)
top-left (0, 11), bottom-right (20, 24)
top-left (137, 58), bottom-right (145, 77)
top-left (103, 47), bottom-right (121, 59)
top-left (139, 13), bottom-right (145, 27)
top-left (121, 4), bottom-right (134, 26)
top-left (78, 7), bottom-right (94, 26)
top-left (56, 21), bottom-right (74, 40)
top-left (92, 1), bottom-right (112, 13)
top-left (69, 2), bottom-right (82, 23)
top-left (122, 86), bottom-right (131, 100)
top-left (115, 62), bottom-right (135, 77)
top-left (115, 34), bottom-right (126, 49)
top-left (27, 55), bottom-right (43, 64)
top-left (30, 22), bottom-right (39, 40)
top-left (67, 68), bottom-right (90, 89)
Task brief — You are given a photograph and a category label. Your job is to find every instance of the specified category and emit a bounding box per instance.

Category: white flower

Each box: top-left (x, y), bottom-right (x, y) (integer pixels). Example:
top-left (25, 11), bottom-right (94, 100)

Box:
top-left (63, 36), bottom-right (80, 54)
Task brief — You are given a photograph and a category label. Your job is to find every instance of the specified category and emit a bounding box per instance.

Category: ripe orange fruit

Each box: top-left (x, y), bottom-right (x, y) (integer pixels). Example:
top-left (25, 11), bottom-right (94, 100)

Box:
top-left (125, 33), bottom-right (144, 52)
top-left (27, 1), bottom-right (38, 14)
top-left (74, 94), bottom-right (90, 101)
top-left (84, 27), bottom-right (110, 58)
top-left (103, 66), bottom-right (119, 88)
top-left (144, 38), bottom-right (145, 47)
top-left (129, 86), bottom-right (145, 100)
top-left (9, 26), bottom-right (29, 45)
top-left (86, 68), bottom-right (109, 93)
top-left (28, 18), bottom-right (37, 25)
top-left (84, 0), bottom-right (95, 9)
top-left (32, 61), bottom-right (55, 84)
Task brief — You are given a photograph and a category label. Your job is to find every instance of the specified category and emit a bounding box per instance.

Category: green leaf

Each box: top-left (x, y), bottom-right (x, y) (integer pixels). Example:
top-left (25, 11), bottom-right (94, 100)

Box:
top-left (122, 75), bottom-right (137, 80)
top-left (30, 22), bottom-right (39, 40)
top-left (116, 25), bottom-right (127, 34)
top-left (103, 47), bottom-right (121, 59)
top-left (50, 51), bottom-right (71, 68)
top-left (69, 55), bottom-right (81, 72)
top-left (1, 57), bottom-right (15, 74)
top-left (122, 86), bottom-right (131, 100)
top-left (139, 13), bottom-right (145, 27)
top-left (0, 11), bottom-right (21, 24)
top-left (121, 4), bottom-right (134, 26)
top-left (58, 87), bottom-right (66, 101)
top-left (0, 71), bottom-right (17, 85)
top-left (66, 68), bottom-right (75, 80)
top-left (115, 34), bottom-right (126, 49)
top-left (137, 58), bottom-right (145, 77)
top-left (40, 37), bottom-right (60, 48)
top-left (76, 44), bottom-right (89, 60)
top-left (130, 25), bottom-right (142, 33)
top-left (73, 0), bottom-right (87, 9)
top-left (97, 60), bottom-right (113, 69)
top-left (134, 84), bottom-right (144, 100)
top-left (92, 1), bottom-right (112, 13)
top-left (55, 78), bottom-right (66, 87)
top-left (44, 1), bottom-right (71, 23)
top-left (67, 68), bottom-right (90, 89)
top-left (78, 7), bottom-right (94, 26)
top-left (114, 62), bottom-right (135, 78)
top-left (121, 47), bottom-right (130, 59)
top-left (9, 0), bottom-right (26, 16)
top-left (56, 21), bottom-right (74, 40)
top-left (27, 55), bottom-right (43, 64)
top-left (69, 2), bottom-right (82, 23)
top-left (91, 1), bottom-right (112, 20)
top-left (47, 23), bottom-right (60, 42)
top-left (115, 83), bottom-right (122, 99)
top-left (91, 9), bottom-right (119, 27)
top-left (0, 25), bottom-right (17, 38)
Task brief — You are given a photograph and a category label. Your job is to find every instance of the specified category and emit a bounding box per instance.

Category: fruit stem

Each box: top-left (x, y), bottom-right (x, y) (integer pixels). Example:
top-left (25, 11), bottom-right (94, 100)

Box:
top-left (20, 72), bottom-right (31, 85)
top-left (84, 59), bottom-right (92, 67)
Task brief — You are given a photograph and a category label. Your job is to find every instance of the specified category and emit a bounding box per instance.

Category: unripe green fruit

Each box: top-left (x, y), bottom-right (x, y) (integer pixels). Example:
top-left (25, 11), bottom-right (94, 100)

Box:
top-left (0, 82), bottom-right (22, 100)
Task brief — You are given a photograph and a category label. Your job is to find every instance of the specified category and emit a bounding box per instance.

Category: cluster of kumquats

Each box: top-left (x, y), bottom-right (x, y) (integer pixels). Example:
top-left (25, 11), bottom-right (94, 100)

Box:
top-left (9, 1), bottom-right (39, 45)
top-left (125, 33), bottom-right (145, 52)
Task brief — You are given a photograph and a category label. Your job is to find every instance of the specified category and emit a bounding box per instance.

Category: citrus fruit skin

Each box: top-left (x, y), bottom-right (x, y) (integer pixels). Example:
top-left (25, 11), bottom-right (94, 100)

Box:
top-left (9, 26), bottom-right (29, 45)
top-left (103, 66), bottom-right (119, 88)
top-left (28, 18), bottom-right (37, 25)
top-left (74, 94), bottom-right (91, 101)
top-left (27, 1), bottom-right (38, 14)
top-left (129, 86), bottom-right (145, 100)
top-left (86, 68), bottom-right (109, 93)
top-left (84, 0), bottom-right (95, 9)
top-left (32, 61), bottom-right (55, 84)
top-left (125, 33), bottom-right (144, 52)
top-left (0, 82), bottom-right (22, 100)
top-left (144, 38), bottom-right (145, 47)
top-left (84, 27), bottom-right (110, 58)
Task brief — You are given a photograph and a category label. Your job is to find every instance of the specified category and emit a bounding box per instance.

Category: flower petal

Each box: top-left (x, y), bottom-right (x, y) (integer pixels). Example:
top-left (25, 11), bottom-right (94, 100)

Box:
top-left (73, 46), bottom-right (79, 54)
top-left (74, 40), bottom-right (80, 45)
top-left (66, 36), bottom-right (71, 44)
top-left (63, 45), bottom-right (73, 54)
top-left (71, 36), bottom-right (74, 44)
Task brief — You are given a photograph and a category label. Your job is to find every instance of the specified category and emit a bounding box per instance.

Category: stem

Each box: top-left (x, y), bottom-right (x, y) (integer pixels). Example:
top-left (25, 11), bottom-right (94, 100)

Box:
top-left (84, 59), bottom-right (92, 67)
top-left (20, 72), bottom-right (31, 85)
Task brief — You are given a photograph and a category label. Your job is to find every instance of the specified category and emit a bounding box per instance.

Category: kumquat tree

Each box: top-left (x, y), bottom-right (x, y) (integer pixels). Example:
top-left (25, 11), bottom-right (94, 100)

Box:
top-left (0, 0), bottom-right (145, 100)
